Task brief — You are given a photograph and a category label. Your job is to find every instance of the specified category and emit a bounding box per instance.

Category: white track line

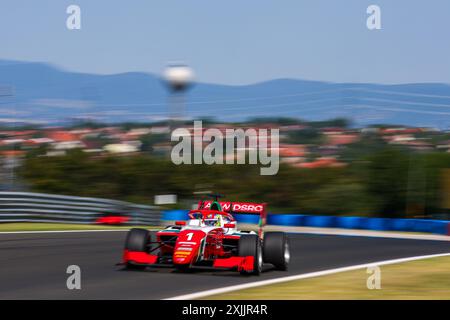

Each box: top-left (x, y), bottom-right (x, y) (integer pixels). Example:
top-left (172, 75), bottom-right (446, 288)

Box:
top-left (1, 226), bottom-right (449, 241)
top-left (262, 225), bottom-right (450, 242)
top-left (165, 252), bottom-right (450, 300)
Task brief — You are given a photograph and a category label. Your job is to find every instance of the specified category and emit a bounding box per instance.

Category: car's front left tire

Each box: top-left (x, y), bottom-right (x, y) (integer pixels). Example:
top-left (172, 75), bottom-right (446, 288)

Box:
top-left (238, 234), bottom-right (263, 275)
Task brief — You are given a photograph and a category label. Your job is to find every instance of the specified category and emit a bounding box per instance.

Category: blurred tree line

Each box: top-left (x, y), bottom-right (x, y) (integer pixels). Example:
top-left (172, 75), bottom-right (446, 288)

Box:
top-left (18, 145), bottom-right (449, 218)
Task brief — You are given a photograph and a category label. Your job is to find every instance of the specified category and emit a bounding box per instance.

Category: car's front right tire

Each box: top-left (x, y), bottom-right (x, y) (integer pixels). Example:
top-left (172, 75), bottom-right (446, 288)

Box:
top-left (124, 228), bottom-right (151, 270)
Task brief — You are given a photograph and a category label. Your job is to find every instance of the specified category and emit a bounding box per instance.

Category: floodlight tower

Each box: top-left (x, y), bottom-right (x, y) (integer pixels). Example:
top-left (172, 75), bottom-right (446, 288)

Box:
top-left (163, 64), bottom-right (194, 127)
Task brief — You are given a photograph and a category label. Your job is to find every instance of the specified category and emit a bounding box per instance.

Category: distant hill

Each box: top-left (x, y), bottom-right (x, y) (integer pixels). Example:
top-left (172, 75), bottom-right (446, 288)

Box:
top-left (0, 59), bottom-right (449, 128)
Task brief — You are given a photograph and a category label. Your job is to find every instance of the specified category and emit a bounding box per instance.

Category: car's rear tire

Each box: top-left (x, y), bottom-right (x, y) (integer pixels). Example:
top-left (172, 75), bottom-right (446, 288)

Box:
top-left (238, 234), bottom-right (262, 275)
top-left (124, 228), bottom-right (151, 270)
top-left (263, 232), bottom-right (290, 271)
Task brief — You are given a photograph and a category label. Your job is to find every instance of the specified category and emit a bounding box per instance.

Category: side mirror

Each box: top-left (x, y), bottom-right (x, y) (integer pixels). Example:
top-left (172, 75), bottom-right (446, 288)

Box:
top-left (224, 223), bottom-right (235, 228)
top-left (175, 221), bottom-right (186, 226)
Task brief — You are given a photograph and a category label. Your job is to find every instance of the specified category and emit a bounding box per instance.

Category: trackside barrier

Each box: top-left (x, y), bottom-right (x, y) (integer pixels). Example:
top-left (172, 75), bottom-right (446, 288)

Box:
top-left (162, 210), bottom-right (189, 221)
top-left (0, 192), bottom-right (161, 225)
top-left (162, 210), bottom-right (450, 236)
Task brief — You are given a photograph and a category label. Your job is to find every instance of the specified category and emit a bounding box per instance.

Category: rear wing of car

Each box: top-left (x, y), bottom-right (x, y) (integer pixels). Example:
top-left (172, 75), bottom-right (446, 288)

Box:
top-left (199, 200), bottom-right (267, 237)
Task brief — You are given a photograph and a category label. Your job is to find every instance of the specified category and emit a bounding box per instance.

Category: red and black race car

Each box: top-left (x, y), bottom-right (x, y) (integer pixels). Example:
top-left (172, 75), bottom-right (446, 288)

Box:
top-left (121, 195), bottom-right (290, 275)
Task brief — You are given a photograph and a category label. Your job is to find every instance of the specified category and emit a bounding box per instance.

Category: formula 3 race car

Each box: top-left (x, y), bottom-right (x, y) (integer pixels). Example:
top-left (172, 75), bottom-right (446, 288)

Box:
top-left (121, 195), bottom-right (290, 275)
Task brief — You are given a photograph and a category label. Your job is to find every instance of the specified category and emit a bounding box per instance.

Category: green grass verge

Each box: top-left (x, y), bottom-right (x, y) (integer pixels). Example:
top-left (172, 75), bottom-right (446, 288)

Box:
top-left (0, 222), bottom-right (159, 232)
top-left (206, 256), bottom-right (450, 300)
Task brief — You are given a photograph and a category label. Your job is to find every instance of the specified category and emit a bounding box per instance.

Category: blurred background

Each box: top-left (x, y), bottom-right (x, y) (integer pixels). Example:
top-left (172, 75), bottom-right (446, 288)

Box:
top-left (0, 0), bottom-right (449, 220)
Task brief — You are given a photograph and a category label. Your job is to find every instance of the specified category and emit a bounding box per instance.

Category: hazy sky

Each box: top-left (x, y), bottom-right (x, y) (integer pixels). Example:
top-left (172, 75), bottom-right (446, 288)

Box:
top-left (1, 0), bottom-right (450, 85)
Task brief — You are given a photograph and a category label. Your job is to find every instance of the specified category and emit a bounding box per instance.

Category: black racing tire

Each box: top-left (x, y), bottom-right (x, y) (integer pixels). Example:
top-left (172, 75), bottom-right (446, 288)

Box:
top-left (238, 234), bottom-right (263, 275)
top-left (125, 228), bottom-right (151, 251)
top-left (124, 228), bottom-right (151, 270)
top-left (263, 232), bottom-right (290, 271)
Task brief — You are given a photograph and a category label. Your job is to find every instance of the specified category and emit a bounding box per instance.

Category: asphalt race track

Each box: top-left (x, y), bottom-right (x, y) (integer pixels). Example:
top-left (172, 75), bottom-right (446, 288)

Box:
top-left (0, 231), bottom-right (448, 299)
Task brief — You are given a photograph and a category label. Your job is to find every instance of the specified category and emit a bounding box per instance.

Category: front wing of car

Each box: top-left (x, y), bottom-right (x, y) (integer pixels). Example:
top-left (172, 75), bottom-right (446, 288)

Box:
top-left (122, 250), bottom-right (255, 272)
